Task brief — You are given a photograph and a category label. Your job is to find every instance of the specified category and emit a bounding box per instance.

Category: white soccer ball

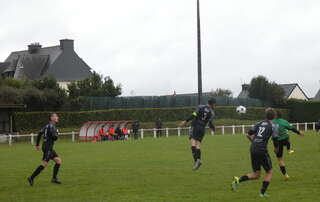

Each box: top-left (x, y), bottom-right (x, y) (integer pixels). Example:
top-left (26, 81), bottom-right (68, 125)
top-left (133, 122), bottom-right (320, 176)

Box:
top-left (236, 105), bottom-right (247, 114)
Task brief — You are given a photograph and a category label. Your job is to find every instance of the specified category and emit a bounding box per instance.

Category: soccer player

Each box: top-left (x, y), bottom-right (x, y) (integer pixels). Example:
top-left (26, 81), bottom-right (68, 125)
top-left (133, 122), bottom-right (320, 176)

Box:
top-left (316, 120), bottom-right (320, 132)
top-left (231, 108), bottom-right (278, 198)
top-left (27, 113), bottom-right (62, 186)
top-left (272, 110), bottom-right (304, 180)
top-left (179, 98), bottom-right (216, 171)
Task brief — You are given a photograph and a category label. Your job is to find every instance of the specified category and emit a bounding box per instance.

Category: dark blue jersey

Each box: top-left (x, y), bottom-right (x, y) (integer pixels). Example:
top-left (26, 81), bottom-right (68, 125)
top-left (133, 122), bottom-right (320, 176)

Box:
top-left (316, 120), bottom-right (320, 131)
top-left (186, 105), bottom-right (215, 129)
top-left (249, 120), bottom-right (278, 153)
top-left (36, 123), bottom-right (59, 149)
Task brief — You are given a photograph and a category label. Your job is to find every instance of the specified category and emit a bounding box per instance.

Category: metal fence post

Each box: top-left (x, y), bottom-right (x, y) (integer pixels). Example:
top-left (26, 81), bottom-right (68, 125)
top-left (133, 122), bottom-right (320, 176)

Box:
top-left (153, 129), bottom-right (157, 138)
top-left (296, 123), bottom-right (299, 130)
top-left (166, 128), bottom-right (169, 137)
top-left (232, 125), bottom-right (235, 135)
top-left (222, 126), bottom-right (225, 135)
top-left (31, 133), bottom-right (34, 145)
top-left (178, 127), bottom-right (181, 137)
top-left (242, 125), bottom-right (245, 134)
top-left (9, 134), bottom-right (12, 146)
top-left (72, 131), bottom-right (75, 142)
top-left (211, 129), bottom-right (214, 136)
top-left (141, 129), bottom-right (144, 139)
top-left (313, 122), bottom-right (316, 131)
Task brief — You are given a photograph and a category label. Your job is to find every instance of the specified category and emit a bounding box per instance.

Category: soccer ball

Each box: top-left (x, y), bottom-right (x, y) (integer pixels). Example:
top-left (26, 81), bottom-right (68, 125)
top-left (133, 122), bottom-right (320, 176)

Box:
top-left (236, 105), bottom-right (247, 114)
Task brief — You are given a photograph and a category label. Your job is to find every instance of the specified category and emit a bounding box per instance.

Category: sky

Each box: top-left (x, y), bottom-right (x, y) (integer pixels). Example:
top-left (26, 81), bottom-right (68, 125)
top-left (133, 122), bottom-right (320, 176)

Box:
top-left (1, 0), bottom-right (320, 97)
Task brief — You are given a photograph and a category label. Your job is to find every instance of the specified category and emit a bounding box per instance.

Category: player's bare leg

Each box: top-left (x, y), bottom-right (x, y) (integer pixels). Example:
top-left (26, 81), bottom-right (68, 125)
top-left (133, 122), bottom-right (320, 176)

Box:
top-left (232, 171), bottom-right (260, 191)
top-left (277, 157), bottom-right (289, 180)
top-left (191, 139), bottom-right (202, 170)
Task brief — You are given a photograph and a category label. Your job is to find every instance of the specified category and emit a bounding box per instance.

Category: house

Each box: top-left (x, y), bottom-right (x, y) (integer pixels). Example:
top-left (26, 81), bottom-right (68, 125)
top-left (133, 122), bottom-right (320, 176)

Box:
top-left (314, 89), bottom-right (320, 100)
top-left (238, 83), bottom-right (309, 100)
top-left (0, 39), bottom-right (92, 89)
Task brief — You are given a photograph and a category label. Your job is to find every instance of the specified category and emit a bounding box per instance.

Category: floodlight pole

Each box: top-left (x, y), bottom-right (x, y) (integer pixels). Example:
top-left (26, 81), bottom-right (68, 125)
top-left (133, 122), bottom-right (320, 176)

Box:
top-left (197, 0), bottom-right (203, 104)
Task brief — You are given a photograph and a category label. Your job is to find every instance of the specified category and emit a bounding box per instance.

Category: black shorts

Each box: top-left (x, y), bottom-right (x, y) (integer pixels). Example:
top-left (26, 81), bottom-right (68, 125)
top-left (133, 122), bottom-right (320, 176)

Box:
top-left (273, 138), bottom-right (290, 158)
top-left (42, 148), bottom-right (59, 162)
top-left (251, 151), bottom-right (272, 172)
top-left (189, 126), bottom-right (205, 142)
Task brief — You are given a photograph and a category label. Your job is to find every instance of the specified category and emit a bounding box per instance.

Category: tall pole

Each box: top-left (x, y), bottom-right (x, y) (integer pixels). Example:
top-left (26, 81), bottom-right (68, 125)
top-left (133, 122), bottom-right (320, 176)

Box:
top-left (197, 0), bottom-right (203, 104)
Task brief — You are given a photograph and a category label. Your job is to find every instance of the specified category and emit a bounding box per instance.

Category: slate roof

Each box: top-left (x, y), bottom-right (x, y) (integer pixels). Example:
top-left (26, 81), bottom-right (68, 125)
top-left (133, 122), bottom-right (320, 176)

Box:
top-left (279, 83), bottom-right (308, 99)
top-left (278, 84), bottom-right (296, 98)
top-left (315, 89), bottom-right (320, 100)
top-left (1, 40), bottom-right (92, 82)
top-left (237, 83), bottom-right (308, 100)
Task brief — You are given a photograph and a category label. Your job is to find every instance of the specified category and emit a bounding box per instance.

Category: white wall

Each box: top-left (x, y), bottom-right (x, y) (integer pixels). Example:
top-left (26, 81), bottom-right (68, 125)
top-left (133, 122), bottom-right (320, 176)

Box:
top-left (288, 86), bottom-right (308, 100)
top-left (58, 81), bottom-right (70, 90)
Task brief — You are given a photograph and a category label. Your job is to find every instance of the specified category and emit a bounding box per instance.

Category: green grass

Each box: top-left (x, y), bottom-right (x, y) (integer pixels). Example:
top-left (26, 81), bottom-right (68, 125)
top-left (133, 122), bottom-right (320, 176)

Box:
top-left (0, 131), bottom-right (319, 202)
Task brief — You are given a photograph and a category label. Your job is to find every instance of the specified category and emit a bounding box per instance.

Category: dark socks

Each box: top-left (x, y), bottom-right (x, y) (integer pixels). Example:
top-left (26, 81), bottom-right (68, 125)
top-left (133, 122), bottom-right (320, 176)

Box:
top-left (261, 181), bottom-right (270, 194)
top-left (287, 142), bottom-right (291, 150)
top-left (195, 149), bottom-right (201, 160)
top-left (239, 175), bottom-right (249, 183)
top-left (30, 165), bottom-right (45, 179)
top-left (280, 166), bottom-right (287, 175)
top-left (191, 146), bottom-right (197, 162)
top-left (53, 164), bottom-right (61, 179)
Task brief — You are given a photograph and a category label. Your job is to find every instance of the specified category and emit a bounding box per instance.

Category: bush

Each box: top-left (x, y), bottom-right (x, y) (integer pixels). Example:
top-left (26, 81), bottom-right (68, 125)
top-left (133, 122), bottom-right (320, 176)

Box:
top-left (0, 86), bottom-right (23, 104)
top-left (14, 106), bottom-right (289, 131)
top-left (287, 99), bottom-right (320, 122)
top-left (21, 88), bottom-right (45, 111)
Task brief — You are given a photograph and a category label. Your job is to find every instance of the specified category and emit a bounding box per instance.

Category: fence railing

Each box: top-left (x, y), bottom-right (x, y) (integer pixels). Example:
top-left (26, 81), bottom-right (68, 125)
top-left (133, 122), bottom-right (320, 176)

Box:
top-left (0, 122), bottom-right (317, 146)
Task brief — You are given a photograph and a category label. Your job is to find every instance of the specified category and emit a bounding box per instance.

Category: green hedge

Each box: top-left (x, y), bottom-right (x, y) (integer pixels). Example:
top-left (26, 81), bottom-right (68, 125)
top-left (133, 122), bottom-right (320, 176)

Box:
top-left (287, 99), bottom-right (320, 122)
top-left (14, 106), bottom-right (289, 131)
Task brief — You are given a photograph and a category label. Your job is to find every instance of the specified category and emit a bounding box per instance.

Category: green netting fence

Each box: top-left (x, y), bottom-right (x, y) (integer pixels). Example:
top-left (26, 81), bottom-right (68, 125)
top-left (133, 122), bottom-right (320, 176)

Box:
top-left (78, 95), bottom-right (269, 111)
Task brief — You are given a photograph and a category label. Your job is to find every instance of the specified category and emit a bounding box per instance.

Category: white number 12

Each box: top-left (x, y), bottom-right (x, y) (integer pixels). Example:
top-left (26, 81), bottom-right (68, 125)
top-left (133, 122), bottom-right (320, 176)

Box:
top-left (257, 127), bottom-right (265, 137)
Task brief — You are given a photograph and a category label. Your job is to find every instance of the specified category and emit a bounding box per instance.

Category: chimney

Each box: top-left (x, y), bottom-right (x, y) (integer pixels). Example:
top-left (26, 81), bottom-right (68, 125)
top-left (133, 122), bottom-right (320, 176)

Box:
top-left (242, 84), bottom-right (250, 91)
top-left (60, 39), bottom-right (74, 51)
top-left (28, 43), bottom-right (42, 54)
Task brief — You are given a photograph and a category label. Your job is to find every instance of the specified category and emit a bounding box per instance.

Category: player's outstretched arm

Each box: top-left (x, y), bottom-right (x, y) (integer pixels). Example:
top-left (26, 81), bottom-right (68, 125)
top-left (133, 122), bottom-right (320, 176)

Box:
top-left (179, 111), bottom-right (197, 127)
top-left (35, 131), bottom-right (43, 151)
top-left (178, 121), bottom-right (187, 127)
top-left (288, 127), bottom-right (304, 136)
top-left (208, 121), bottom-right (215, 132)
top-left (246, 129), bottom-right (255, 142)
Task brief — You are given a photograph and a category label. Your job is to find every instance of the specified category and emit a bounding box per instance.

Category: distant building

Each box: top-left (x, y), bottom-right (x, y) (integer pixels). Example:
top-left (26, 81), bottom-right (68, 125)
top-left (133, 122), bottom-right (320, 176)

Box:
top-left (314, 89), bottom-right (320, 100)
top-left (238, 84), bottom-right (250, 99)
top-left (238, 83), bottom-right (309, 100)
top-left (0, 39), bottom-right (92, 89)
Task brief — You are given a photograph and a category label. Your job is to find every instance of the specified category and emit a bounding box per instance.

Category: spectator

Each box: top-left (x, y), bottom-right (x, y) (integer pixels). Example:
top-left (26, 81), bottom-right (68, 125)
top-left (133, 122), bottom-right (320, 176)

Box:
top-left (98, 125), bottom-right (106, 141)
top-left (108, 125), bottom-right (115, 140)
top-left (115, 126), bottom-right (122, 140)
top-left (132, 121), bottom-right (140, 140)
top-left (155, 118), bottom-right (163, 137)
top-left (122, 126), bottom-right (129, 140)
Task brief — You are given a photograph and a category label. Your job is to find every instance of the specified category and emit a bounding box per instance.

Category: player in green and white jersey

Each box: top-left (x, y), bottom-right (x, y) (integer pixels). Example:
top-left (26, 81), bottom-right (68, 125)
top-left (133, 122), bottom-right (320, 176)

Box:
top-left (272, 110), bottom-right (304, 180)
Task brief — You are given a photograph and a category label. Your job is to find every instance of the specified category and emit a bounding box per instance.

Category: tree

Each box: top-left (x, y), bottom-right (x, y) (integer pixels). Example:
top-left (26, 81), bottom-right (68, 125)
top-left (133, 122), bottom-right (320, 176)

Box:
top-left (248, 75), bottom-right (285, 106)
top-left (211, 88), bottom-right (233, 97)
top-left (0, 86), bottom-right (23, 104)
top-left (68, 72), bottom-right (122, 98)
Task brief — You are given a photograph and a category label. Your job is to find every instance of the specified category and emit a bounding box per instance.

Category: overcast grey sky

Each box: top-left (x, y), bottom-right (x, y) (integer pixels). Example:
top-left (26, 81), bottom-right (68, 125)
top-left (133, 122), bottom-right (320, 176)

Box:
top-left (1, 0), bottom-right (320, 97)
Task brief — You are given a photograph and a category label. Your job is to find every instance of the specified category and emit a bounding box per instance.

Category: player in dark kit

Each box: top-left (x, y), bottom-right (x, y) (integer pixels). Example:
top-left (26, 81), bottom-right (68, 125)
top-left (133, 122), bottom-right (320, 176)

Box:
top-left (27, 113), bottom-right (62, 186)
top-left (231, 108), bottom-right (278, 198)
top-left (316, 120), bottom-right (320, 132)
top-left (179, 98), bottom-right (216, 171)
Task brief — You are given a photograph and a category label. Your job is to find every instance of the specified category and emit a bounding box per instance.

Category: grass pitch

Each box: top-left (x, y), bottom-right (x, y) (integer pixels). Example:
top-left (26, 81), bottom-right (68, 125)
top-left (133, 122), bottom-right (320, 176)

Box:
top-left (0, 131), bottom-right (319, 202)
